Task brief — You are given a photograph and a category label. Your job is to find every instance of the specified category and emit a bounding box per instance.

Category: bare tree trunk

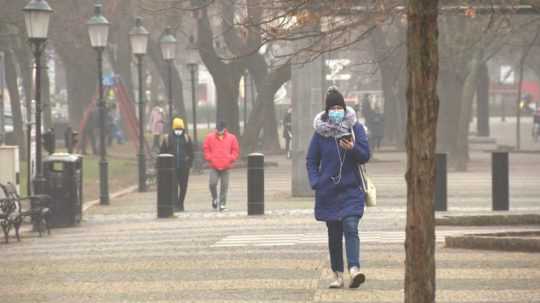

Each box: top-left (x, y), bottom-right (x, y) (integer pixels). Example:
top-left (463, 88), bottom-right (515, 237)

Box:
top-left (63, 58), bottom-right (96, 128)
top-left (4, 50), bottom-right (26, 156)
top-left (243, 63), bottom-right (291, 154)
top-left (437, 67), bottom-right (464, 157)
top-left (371, 26), bottom-right (407, 148)
top-left (215, 70), bottom-right (241, 136)
top-left (14, 44), bottom-right (33, 120)
top-left (405, 1), bottom-right (439, 302)
top-left (455, 54), bottom-right (482, 171)
top-left (476, 62), bottom-right (490, 137)
top-left (42, 60), bottom-right (52, 130)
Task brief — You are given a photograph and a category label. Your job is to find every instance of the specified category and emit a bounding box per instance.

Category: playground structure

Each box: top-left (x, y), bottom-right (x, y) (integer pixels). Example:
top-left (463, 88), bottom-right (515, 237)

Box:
top-left (76, 75), bottom-right (153, 159)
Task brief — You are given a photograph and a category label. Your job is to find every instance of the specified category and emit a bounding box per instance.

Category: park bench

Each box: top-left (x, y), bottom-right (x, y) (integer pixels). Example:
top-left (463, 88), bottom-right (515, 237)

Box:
top-left (0, 195), bottom-right (18, 243)
top-left (0, 183), bottom-right (52, 242)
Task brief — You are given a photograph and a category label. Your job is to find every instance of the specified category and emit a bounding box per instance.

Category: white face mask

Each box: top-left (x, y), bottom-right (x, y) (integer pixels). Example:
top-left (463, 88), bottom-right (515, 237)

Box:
top-left (174, 130), bottom-right (183, 136)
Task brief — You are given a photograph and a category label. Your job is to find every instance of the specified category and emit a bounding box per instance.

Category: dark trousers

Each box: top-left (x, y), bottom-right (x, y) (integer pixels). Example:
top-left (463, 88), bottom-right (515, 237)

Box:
top-left (326, 216), bottom-right (361, 272)
top-left (81, 129), bottom-right (97, 155)
top-left (175, 167), bottom-right (190, 211)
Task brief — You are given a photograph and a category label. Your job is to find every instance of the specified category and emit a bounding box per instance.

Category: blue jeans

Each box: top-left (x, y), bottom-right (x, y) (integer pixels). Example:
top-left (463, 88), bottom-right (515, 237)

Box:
top-left (326, 216), bottom-right (360, 272)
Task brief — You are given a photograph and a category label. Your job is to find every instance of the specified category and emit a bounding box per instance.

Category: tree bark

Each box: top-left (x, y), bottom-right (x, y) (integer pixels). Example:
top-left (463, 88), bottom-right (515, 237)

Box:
top-left (243, 63), bottom-right (291, 154)
top-left (437, 67), bottom-right (464, 156)
top-left (62, 55), bottom-right (96, 128)
top-left (214, 69), bottom-right (241, 136)
top-left (195, 4), bottom-right (242, 137)
top-left (405, 1), bottom-right (439, 303)
top-left (4, 50), bottom-right (26, 156)
top-left (42, 60), bottom-right (52, 130)
top-left (476, 62), bottom-right (490, 137)
top-left (454, 54), bottom-right (482, 171)
top-left (371, 25), bottom-right (407, 148)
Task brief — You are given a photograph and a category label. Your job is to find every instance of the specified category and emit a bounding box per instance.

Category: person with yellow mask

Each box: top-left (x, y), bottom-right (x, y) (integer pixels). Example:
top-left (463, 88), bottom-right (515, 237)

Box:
top-left (167, 117), bottom-right (193, 211)
top-left (202, 121), bottom-right (239, 211)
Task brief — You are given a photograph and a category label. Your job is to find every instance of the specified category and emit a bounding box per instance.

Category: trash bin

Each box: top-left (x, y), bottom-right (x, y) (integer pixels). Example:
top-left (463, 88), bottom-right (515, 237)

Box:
top-left (43, 153), bottom-right (83, 227)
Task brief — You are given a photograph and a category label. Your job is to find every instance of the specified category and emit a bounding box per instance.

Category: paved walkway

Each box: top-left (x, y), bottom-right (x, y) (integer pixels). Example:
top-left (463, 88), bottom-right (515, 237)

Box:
top-left (1, 152), bottom-right (540, 302)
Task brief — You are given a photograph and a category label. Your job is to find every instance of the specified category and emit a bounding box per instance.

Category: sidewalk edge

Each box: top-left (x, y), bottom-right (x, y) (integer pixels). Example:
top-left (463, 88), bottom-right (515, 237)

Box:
top-left (82, 185), bottom-right (138, 212)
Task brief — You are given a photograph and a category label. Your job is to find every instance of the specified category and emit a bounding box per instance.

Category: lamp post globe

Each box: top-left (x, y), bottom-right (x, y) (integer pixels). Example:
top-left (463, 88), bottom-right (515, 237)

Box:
top-left (160, 27), bottom-right (176, 125)
top-left (23, 0), bottom-right (53, 40)
top-left (129, 17), bottom-right (149, 192)
top-left (23, 0), bottom-right (53, 195)
top-left (129, 17), bottom-right (149, 56)
top-left (87, 2), bottom-right (110, 205)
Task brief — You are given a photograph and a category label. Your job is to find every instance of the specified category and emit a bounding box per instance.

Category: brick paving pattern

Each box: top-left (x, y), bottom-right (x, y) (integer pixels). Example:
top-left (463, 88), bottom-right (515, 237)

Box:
top-left (1, 151), bottom-right (539, 302)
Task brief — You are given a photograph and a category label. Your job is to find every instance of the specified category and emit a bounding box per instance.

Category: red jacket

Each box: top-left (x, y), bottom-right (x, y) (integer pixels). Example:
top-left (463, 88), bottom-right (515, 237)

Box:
top-left (203, 130), bottom-right (240, 170)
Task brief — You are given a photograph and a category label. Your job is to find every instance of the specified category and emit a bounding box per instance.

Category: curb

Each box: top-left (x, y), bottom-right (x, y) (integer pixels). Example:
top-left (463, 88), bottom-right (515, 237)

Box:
top-left (436, 214), bottom-right (540, 226)
top-left (82, 185), bottom-right (138, 212)
top-left (445, 231), bottom-right (540, 252)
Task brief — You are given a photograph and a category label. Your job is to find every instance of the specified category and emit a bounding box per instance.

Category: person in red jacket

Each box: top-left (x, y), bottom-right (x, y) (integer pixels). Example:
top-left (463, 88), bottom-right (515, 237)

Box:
top-left (203, 121), bottom-right (240, 211)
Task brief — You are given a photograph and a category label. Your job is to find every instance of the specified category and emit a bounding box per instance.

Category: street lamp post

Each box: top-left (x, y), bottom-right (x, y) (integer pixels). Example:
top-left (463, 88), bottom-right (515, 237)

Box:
top-left (23, 0), bottom-right (53, 195)
top-left (129, 17), bottom-right (149, 192)
top-left (186, 35), bottom-right (202, 173)
top-left (160, 27), bottom-right (176, 127)
top-left (87, 3), bottom-right (110, 205)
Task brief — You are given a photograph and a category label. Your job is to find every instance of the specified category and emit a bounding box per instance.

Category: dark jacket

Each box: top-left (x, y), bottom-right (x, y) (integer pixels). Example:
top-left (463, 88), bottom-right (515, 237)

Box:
top-left (369, 112), bottom-right (384, 138)
top-left (306, 123), bottom-right (370, 221)
top-left (283, 112), bottom-right (292, 139)
top-left (167, 132), bottom-right (194, 170)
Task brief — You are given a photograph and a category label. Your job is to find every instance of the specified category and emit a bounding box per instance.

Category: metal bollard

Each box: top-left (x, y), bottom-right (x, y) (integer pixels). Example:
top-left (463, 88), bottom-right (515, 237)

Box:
top-left (157, 154), bottom-right (175, 218)
top-left (492, 152), bottom-right (509, 211)
top-left (247, 153), bottom-right (264, 215)
top-left (434, 153), bottom-right (447, 211)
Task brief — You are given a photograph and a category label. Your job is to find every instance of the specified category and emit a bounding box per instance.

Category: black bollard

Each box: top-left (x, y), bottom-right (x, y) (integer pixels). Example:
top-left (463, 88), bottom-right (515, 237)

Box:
top-left (492, 152), bottom-right (509, 211)
top-left (434, 153), bottom-right (447, 211)
top-left (247, 153), bottom-right (264, 215)
top-left (157, 154), bottom-right (175, 218)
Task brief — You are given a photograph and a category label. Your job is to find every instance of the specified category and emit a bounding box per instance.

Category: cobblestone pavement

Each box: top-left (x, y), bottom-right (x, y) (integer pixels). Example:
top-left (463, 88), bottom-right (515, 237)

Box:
top-left (1, 152), bottom-right (539, 302)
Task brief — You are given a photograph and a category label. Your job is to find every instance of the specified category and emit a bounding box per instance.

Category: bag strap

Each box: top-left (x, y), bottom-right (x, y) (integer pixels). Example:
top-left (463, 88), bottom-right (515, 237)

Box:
top-left (358, 164), bottom-right (367, 191)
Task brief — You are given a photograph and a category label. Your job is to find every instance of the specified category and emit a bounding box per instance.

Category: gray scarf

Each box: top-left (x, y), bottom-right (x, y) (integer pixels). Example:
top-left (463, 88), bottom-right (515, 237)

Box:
top-left (313, 106), bottom-right (357, 138)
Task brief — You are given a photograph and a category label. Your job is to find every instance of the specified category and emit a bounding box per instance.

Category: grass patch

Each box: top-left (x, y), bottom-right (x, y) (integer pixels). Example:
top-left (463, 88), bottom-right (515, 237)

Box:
top-left (17, 145), bottom-right (137, 202)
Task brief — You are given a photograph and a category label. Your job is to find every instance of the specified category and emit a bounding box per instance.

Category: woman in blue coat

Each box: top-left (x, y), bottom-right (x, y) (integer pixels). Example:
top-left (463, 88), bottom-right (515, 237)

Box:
top-left (306, 87), bottom-right (370, 289)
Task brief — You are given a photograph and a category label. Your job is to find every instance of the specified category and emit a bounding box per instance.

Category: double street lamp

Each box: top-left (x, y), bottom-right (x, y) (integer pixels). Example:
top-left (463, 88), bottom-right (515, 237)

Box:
top-left (87, 3), bottom-right (110, 205)
top-left (160, 27), bottom-right (176, 126)
top-left (129, 18), bottom-right (149, 192)
top-left (23, 0), bottom-right (53, 195)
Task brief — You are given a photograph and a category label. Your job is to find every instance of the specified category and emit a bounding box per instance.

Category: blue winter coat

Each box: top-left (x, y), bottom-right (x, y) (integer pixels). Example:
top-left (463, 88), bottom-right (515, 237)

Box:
top-left (306, 123), bottom-right (370, 221)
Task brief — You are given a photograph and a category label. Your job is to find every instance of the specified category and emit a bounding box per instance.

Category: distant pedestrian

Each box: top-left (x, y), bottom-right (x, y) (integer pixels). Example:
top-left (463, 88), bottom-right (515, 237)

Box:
top-left (109, 103), bottom-right (125, 145)
top-left (307, 87), bottom-right (370, 289)
top-left (361, 94), bottom-right (374, 133)
top-left (283, 106), bottom-right (292, 158)
top-left (80, 107), bottom-right (98, 155)
top-left (168, 117), bottom-right (193, 211)
top-left (105, 104), bottom-right (115, 147)
top-left (202, 121), bottom-right (239, 211)
top-left (369, 104), bottom-right (384, 152)
top-left (148, 101), bottom-right (165, 152)
top-left (533, 107), bottom-right (540, 142)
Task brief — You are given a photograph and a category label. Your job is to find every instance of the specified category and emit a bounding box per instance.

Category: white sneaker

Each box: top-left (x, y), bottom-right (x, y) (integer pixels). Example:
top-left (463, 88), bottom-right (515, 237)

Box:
top-left (349, 266), bottom-right (365, 288)
top-left (329, 272), bottom-right (344, 289)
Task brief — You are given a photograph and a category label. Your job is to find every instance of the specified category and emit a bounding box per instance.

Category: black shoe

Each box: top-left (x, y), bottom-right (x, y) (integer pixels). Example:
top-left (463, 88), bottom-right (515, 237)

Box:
top-left (212, 199), bottom-right (217, 209)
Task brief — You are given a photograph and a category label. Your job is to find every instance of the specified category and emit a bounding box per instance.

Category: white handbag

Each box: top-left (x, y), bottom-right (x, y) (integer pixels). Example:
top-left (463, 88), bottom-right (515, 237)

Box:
top-left (359, 165), bottom-right (377, 207)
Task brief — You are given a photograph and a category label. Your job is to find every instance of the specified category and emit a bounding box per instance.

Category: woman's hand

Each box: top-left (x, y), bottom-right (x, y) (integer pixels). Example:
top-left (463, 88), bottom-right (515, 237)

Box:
top-left (339, 138), bottom-right (354, 150)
